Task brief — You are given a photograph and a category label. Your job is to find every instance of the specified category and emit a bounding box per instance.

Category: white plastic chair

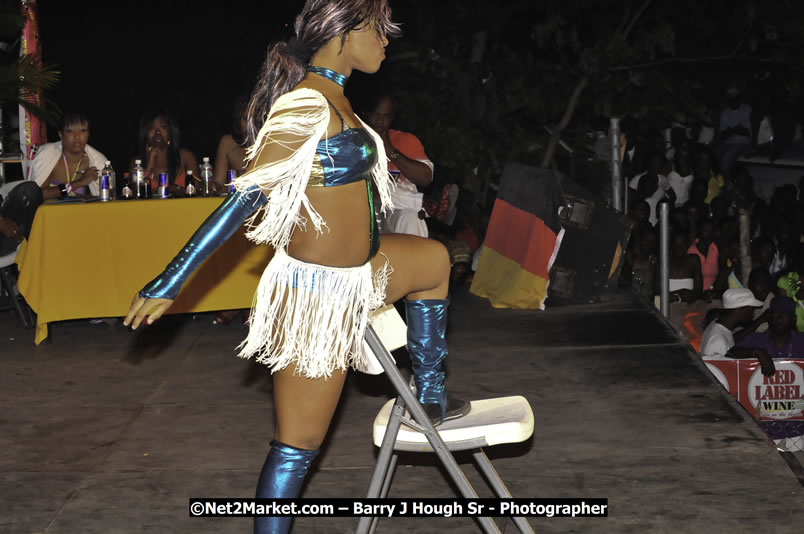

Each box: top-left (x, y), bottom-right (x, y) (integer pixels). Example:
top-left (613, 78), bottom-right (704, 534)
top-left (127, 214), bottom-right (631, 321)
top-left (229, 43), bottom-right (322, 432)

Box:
top-left (358, 323), bottom-right (535, 534)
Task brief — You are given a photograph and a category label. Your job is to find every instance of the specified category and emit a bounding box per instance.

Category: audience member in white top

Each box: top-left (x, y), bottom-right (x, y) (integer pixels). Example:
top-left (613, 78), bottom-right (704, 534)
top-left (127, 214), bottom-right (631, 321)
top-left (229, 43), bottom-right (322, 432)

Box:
top-left (629, 153), bottom-right (675, 225)
top-left (628, 152), bottom-right (670, 193)
top-left (700, 288), bottom-right (775, 376)
top-left (30, 112), bottom-right (107, 199)
top-left (667, 143), bottom-right (694, 207)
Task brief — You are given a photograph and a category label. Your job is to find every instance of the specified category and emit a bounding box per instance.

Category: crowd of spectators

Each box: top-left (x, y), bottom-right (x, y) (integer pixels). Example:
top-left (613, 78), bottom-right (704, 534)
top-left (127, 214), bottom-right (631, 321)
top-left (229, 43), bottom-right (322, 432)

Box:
top-left (619, 83), bottom-right (804, 362)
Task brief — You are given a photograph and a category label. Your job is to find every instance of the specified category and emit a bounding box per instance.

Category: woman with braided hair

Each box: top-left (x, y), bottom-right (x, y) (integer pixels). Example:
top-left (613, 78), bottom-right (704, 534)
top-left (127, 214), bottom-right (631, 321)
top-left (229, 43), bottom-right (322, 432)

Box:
top-left (123, 1), bottom-right (468, 532)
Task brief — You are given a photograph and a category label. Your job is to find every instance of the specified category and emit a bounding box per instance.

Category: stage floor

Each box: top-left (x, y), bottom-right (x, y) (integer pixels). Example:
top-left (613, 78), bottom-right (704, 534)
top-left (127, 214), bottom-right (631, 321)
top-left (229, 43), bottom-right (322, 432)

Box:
top-left (1, 288), bottom-right (802, 533)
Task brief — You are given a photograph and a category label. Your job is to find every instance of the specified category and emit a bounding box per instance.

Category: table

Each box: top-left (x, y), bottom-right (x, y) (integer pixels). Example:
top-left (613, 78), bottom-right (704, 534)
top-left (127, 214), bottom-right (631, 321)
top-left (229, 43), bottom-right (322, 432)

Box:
top-left (16, 197), bottom-right (273, 344)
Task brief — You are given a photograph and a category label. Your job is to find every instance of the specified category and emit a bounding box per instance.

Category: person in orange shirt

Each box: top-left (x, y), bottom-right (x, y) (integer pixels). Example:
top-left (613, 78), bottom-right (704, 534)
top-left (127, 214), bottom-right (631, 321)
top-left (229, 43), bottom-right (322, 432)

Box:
top-left (365, 91), bottom-right (434, 237)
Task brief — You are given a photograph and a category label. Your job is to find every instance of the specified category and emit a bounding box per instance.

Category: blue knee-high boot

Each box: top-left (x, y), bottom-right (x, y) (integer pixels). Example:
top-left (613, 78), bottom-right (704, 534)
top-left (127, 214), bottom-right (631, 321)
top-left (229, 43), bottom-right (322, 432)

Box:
top-left (405, 298), bottom-right (470, 425)
top-left (254, 440), bottom-right (319, 534)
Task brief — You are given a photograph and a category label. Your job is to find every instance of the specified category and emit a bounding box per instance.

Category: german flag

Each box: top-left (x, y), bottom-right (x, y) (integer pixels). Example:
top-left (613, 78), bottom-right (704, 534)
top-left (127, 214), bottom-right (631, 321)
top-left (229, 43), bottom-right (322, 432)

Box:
top-left (470, 164), bottom-right (564, 309)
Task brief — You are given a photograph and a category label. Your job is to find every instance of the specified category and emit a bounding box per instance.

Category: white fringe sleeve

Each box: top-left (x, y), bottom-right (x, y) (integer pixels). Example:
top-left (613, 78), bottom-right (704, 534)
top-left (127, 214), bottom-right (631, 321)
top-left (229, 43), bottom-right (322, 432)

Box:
top-left (232, 88), bottom-right (330, 250)
top-left (357, 116), bottom-right (396, 215)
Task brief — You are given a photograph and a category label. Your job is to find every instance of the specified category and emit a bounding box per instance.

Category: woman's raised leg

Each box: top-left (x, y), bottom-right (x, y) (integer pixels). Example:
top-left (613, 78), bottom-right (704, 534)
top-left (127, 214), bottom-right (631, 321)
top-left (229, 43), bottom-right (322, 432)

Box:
top-left (371, 234), bottom-right (470, 423)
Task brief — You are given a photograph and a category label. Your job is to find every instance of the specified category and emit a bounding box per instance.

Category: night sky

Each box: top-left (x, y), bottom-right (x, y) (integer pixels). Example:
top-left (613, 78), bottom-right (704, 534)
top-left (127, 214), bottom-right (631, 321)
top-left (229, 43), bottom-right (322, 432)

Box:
top-left (37, 1), bottom-right (310, 170)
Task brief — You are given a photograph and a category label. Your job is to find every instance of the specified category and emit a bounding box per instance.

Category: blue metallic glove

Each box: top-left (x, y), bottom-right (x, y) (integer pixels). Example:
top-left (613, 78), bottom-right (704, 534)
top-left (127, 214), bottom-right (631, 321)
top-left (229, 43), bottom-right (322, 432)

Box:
top-left (140, 186), bottom-right (267, 300)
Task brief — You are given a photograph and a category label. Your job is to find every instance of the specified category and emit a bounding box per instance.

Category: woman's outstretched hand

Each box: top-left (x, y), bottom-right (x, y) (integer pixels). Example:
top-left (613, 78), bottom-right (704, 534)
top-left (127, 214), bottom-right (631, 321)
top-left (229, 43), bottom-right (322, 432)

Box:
top-left (123, 294), bottom-right (174, 330)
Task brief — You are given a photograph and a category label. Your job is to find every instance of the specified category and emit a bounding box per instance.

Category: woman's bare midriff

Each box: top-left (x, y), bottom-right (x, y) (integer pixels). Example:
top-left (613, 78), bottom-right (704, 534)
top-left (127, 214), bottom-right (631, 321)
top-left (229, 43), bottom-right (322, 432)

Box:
top-left (286, 180), bottom-right (372, 268)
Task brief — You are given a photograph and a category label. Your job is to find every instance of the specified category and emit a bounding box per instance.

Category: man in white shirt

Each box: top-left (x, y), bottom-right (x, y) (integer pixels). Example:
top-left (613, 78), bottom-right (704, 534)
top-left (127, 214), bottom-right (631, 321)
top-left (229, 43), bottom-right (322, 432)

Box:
top-left (700, 288), bottom-right (775, 376)
top-left (667, 143), bottom-right (694, 207)
top-left (629, 153), bottom-right (675, 225)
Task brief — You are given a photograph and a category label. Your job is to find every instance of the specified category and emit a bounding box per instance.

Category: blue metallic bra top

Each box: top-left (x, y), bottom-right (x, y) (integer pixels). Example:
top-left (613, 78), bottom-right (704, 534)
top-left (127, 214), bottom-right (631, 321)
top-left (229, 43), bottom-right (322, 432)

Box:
top-left (309, 127), bottom-right (378, 187)
top-left (308, 100), bottom-right (382, 262)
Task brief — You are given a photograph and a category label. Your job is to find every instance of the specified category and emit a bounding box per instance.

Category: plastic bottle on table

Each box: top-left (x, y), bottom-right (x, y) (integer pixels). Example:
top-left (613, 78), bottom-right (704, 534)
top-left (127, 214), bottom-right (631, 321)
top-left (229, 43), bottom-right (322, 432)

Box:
top-left (185, 170), bottom-right (197, 197)
top-left (133, 159), bottom-right (149, 199)
top-left (200, 157), bottom-right (213, 197)
top-left (121, 172), bottom-right (133, 199)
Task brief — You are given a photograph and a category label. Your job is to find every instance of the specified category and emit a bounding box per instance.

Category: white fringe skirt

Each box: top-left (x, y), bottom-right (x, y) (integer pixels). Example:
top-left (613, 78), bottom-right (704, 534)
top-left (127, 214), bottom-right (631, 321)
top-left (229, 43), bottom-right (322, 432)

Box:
top-left (237, 248), bottom-right (390, 378)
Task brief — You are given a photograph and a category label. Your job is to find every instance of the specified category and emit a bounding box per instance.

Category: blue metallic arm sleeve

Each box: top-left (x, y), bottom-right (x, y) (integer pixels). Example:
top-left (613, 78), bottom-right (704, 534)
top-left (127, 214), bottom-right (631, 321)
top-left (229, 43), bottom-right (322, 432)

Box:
top-left (139, 186), bottom-right (267, 300)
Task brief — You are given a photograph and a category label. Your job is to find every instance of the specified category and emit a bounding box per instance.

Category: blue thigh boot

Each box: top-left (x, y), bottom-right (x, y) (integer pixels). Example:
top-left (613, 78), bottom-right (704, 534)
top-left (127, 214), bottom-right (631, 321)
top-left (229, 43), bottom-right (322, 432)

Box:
top-left (254, 440), bottom-right (319, 534)
top-left (405, 299), bottom-right (470, 425)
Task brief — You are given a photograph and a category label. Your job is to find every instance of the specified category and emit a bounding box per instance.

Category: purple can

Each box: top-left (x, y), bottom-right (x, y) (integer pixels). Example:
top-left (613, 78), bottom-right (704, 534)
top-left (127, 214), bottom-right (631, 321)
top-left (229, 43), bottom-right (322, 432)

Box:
top-left (99, 175), bottom-right (111, 201)
top-left (158, 173), bottom-right (169, 199)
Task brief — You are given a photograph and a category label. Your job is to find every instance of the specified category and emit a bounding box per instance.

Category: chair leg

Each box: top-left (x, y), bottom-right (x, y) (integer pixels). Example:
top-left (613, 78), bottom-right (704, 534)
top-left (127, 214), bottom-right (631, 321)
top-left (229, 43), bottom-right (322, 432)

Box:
top-left (472, 450), bottom-right (534, 534)
top-left (357, 397), bottom-right (406, 534)
top-left (365, 397), bottom-right (406, 498)
top-left (365, 452), bottom-right (400, 534)
top-left (0, 267), bottom-right (29, 328)
top-left (22, 299), bottom-right (34, 329)
top-left (377, 453), bottom-right (399, 499)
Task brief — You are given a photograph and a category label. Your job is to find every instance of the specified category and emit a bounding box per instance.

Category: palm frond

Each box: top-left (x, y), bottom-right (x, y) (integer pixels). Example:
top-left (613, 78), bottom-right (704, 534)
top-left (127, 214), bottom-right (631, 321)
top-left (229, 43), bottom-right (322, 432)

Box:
top-left (0, 52), bottom-right (60, 124)
top-left (19, 96), bottom-right (61, 126)
top-left (14, 54), bottom-right (60, 90)
top-left (0, 54), bottom-right (59, 102)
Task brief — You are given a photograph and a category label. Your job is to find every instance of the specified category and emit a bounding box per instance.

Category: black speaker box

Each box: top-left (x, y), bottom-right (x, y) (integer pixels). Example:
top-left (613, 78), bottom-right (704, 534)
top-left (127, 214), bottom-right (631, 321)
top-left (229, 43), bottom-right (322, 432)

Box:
top-left (548, 177), bottom-right (633, 304)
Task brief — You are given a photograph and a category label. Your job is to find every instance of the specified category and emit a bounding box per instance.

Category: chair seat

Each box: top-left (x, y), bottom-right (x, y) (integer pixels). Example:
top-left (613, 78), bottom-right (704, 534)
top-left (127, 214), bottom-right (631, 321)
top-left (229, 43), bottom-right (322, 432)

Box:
top-left (373, 395), bottom-right (534, 452)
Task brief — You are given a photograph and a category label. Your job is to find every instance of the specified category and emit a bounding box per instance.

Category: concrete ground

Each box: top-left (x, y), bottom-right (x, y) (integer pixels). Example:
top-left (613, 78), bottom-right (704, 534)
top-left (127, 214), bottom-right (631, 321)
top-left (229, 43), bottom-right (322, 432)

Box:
top-left (1, 288), bottom-right (802, 533)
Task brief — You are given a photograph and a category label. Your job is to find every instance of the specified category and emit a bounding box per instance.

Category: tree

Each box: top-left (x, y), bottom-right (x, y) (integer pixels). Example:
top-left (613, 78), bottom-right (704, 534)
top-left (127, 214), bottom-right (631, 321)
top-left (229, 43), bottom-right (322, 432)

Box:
top-left (382, 0), bottom-right (804, 201)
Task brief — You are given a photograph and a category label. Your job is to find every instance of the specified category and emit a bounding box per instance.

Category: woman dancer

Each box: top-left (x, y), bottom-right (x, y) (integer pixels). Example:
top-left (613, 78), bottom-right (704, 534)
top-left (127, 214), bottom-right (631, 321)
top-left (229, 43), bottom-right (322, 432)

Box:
top-left (123, 1), bottom-right (468, 532)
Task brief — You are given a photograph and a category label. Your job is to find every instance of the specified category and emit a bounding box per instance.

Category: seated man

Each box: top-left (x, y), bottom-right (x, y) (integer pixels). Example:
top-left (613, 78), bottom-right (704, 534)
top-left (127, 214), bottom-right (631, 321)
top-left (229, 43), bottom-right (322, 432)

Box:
top-left (29, 112), bottom-right (108, 199)
top-left (737, 296), bottom-right (804, 358)
top-left (700, 288), bottom-right (775, 376)
top-left (364, 92), bottom-right (434, 237)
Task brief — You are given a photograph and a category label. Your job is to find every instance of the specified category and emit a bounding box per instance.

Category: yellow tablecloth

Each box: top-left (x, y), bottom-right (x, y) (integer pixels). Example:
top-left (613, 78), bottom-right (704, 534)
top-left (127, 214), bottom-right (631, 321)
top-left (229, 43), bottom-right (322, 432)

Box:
top-left (16, 197), bottom-right (273, 344)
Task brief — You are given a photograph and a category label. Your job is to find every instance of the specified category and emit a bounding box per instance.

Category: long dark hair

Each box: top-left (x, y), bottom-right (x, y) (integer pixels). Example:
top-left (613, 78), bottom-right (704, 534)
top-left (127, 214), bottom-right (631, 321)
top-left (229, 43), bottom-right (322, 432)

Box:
top-left (138, 109), bottom-right (181, 183)
top-left (245, 0), bottom-right (399, 146)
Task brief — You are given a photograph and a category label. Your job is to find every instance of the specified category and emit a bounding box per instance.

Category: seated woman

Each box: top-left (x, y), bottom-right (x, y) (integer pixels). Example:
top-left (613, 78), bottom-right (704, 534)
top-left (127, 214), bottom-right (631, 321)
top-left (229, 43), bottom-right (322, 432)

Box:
top-left (132, 109), bottom-right (199, 196)
top-left (213, 96), bottom-right (249, 187)
top-left (30, 112), bottom-right (108, 199)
